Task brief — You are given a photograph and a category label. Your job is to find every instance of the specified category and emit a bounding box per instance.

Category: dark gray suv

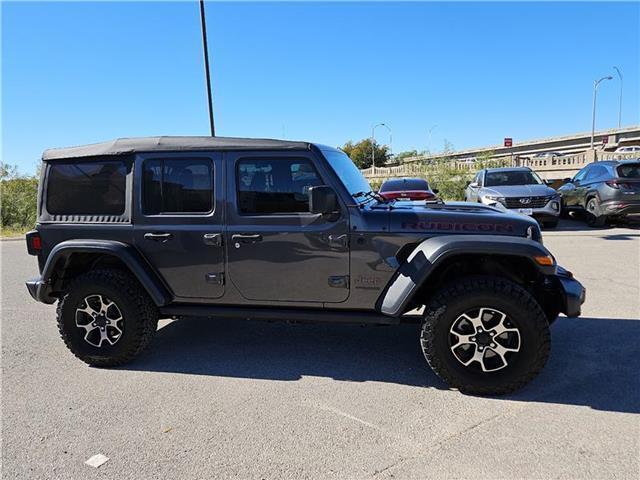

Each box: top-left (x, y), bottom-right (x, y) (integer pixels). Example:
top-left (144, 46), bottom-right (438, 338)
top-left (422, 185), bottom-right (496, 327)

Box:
top-left (25, 136), bottom-right (585, 395)
top-left (558, 159), bottom-right (640, 227)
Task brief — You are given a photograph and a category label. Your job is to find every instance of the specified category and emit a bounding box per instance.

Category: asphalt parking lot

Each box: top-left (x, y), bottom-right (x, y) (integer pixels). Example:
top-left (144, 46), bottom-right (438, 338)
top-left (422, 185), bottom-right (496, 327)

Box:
top-left (2, 219), bottom-right (639, 479)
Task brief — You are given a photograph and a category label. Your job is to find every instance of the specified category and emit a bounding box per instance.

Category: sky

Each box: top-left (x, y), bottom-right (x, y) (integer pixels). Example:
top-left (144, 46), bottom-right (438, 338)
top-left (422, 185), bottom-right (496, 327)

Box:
top-left (2, 1), bottom-right (639, 174)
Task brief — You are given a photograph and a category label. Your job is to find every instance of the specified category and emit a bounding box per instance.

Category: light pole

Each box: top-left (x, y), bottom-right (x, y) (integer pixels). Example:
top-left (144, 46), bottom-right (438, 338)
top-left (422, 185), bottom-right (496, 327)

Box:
top-left (613, 66), bottom-right (623, 129)
top-left (199, 0), bottom-right (215, 136)
top-left (371, 123), bottom-right (391, 168)
top-left (591, 75), bottom-right (612, 149)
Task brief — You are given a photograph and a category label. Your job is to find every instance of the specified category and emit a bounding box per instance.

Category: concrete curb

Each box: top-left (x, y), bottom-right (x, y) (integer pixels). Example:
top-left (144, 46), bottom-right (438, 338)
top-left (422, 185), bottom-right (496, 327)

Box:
top-left (0, 237), bottom-right (24, 242)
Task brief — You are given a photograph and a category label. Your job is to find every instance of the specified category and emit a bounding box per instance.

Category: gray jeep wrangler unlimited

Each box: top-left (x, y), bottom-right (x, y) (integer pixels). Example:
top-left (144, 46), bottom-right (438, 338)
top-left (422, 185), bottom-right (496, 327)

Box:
top-left (26, 136), bottom-right (585, 395)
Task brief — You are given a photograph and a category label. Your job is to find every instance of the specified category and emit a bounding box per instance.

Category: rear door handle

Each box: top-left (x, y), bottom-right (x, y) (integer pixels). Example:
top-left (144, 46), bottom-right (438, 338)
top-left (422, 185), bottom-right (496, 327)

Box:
top-left (231, 234), bottom-right (263, 244)
top-left (144, 232), bottom-right (173, 243)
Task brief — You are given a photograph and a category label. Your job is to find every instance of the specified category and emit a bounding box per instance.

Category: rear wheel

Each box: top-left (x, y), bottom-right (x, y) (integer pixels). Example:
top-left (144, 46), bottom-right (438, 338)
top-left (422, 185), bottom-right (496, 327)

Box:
top-left (56, 269), bottom-right (158, 367)
top-left (586, 197), bottom-right (606, 227)
top-left (420, 276), bottom-right (550, 395)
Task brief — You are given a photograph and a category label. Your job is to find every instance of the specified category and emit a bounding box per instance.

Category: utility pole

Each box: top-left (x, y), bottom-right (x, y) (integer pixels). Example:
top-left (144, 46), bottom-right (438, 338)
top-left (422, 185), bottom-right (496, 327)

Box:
top-left (199, 0), bottom-right (215, 136)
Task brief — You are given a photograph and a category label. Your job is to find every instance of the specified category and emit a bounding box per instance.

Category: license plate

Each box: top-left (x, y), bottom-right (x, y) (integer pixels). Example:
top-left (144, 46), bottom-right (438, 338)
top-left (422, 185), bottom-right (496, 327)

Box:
top-left (518, 208), bottom-right (533, 215)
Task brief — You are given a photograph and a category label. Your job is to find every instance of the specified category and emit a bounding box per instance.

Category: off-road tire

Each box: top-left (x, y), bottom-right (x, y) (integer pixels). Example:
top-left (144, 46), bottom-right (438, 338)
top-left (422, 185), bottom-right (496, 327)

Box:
top-left (56, 269), bottom-right (158, 367)
top-left (586, 197), bottom-right (606, 228)
top-left (420, 276), bottom-right (550, 395)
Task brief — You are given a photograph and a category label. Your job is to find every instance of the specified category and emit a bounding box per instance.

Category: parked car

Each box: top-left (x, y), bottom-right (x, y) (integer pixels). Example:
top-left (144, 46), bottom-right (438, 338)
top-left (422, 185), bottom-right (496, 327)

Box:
top-left (464, 167), bottom-right (561, 228)
top-left (614, 146), bottom-right (640, 153)
top-left (533, 151), bottom-right (564, 158)
top-left (25, 136), bottom-right (585, 395)
top-left (558, 159), bottom-right (640, 227)
top-left (378, 177), bottom-right (439, 201)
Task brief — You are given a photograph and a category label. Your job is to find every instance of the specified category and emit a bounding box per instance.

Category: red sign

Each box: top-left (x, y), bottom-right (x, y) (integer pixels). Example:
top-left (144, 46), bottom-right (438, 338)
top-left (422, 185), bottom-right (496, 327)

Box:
top-left (602, 136), bottom-right (609, 144)
top-left (504, 137), bottom-right (513, 147)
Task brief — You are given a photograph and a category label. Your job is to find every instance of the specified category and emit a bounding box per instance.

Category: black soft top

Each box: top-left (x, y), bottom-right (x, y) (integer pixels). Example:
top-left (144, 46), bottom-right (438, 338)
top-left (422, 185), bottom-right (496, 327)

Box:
top-left (42, 136), bottom-right (312, 161)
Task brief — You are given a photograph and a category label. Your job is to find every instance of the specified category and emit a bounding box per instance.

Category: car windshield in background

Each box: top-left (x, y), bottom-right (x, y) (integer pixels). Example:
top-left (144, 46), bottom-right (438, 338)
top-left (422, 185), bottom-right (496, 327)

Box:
top-left (617, 163), bottom-right (640, 178)
top-left (321, 149), bottom-right (372, 198)
top-left (380, 179), bottom-right (429, 191)
top-left (485, 170), bottom-right (543, 187)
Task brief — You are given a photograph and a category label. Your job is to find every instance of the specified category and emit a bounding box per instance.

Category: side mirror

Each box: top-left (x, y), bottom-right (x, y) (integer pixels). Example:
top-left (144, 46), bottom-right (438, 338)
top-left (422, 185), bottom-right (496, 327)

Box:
top-left (432, 189), bottom-right (439, 194)
top-left (309, 186), bottom-right (338, 215)
top-left (469, 182), bottom-right (479, 188)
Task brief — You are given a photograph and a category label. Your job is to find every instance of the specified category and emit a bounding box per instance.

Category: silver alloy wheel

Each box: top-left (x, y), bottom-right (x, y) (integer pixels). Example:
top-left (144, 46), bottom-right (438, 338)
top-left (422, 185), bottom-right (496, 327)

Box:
top-left (75, 294), bottom-right (124, 347)
top-left (449, 307), bottom-right (521, 372)
top-left (587, 198), bottom-right (598, 215)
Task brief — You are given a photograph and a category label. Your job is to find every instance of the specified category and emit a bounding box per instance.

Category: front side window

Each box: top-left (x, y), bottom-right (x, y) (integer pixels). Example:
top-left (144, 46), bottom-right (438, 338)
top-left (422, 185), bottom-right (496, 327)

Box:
top-left (47, 160), bottom-right (127, 215)
top-left (573, 166), bottom-right (589, 182)
top-left (143, 158), bottom-right (213, 214)
top-left (237, 158), bottom-right (322, 214)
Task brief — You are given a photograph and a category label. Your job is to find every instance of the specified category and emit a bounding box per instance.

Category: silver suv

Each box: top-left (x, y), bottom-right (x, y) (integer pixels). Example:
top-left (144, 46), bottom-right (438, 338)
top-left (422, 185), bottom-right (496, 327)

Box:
top-left (465, 167), bottom-right (561, 228)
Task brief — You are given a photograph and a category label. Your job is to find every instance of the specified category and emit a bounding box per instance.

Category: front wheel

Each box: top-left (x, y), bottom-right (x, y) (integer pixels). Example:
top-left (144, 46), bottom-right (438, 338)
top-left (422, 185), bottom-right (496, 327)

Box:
top-left (420, 276), bottom-right (550, 395)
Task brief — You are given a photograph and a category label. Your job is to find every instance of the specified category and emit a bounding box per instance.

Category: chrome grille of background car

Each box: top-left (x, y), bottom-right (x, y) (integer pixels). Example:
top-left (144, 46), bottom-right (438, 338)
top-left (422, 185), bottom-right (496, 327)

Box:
top-left (504, 196), bottom-right (552, 209)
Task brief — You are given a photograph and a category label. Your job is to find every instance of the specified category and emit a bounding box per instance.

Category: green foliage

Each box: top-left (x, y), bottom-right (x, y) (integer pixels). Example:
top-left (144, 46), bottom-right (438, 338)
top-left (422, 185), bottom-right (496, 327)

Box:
top-left (394, 150), bottom-right (420, 163)
top-left (1, 163), bottom-right (38, 235)
top-left (342, 139), bottom-right (390, 169)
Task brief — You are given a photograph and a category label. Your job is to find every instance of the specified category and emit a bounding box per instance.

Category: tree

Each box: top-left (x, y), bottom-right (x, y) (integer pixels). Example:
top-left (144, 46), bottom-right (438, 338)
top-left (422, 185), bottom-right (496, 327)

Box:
top-left (1, 163), bottom-right (38, 233)
top-left (394, 150), bottom-right (419, 163)
top-left (341, 139), bottom-right (390, 169)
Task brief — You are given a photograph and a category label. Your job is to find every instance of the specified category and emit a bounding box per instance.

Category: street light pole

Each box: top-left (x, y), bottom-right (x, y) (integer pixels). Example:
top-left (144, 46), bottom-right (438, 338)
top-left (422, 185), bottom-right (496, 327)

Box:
top-left (591, 75), bottom-right (612, 149)
top-left (371, 123), bottom-right (388, 168)
top-left (199, 0), bottom-right (215, 136)
top-left (613, 66), bottom-right (623, 129)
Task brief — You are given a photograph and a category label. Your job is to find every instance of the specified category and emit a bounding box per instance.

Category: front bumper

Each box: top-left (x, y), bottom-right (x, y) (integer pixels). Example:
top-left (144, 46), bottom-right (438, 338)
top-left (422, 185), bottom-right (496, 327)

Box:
top-left (554, 266), bottom-right (586, 318)
top-left (26, 278), bottom-right (57, 304)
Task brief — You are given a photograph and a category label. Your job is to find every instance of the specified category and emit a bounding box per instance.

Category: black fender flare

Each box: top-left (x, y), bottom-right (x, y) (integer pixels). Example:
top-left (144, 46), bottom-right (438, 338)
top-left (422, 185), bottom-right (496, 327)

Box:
top-left (40, 239), bottom-right (172, 306)
top-left (377, 235), bottom-right (556, 316)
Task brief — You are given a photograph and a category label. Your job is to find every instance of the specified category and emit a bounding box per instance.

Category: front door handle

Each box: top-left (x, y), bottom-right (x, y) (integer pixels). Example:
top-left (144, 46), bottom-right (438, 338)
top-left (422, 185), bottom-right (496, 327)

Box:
top-left (232, 234), bottom-right (263, 245)
top-left (144, 232), bottom-right (173, 243)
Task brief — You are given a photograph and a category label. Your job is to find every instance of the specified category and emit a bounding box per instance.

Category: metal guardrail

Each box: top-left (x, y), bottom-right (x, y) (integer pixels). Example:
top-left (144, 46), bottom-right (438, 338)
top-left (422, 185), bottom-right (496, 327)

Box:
top-left (361, 151), bottom-right (639, 180)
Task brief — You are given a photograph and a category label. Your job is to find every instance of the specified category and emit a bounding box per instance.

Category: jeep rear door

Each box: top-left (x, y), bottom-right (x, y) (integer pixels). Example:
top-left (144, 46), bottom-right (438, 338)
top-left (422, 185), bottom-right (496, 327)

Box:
top-left (225, 151), bottom-right (350, 303)
top-left (133, 152), bottom-right (225, 300)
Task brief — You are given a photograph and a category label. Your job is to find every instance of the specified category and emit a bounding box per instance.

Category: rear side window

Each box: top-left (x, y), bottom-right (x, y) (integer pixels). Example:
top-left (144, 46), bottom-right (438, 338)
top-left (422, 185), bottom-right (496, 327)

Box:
top-left (617, 163), bottom-right (640, 178)
top-left (237, 158), bottom-right (322, 214)
top-left (143, 158), bottom-right (213, 214)
top-left (47, 161), bottom-right (127, 215)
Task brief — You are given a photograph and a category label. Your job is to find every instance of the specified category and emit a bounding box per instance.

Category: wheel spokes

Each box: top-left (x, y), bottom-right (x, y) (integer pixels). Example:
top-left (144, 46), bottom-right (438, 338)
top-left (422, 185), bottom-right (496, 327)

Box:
top-left (449, 307), bottom-right (521, 373)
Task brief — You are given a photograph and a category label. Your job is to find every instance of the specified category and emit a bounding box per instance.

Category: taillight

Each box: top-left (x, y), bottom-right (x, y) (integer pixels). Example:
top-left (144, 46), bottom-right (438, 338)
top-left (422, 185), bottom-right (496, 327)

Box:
top-left (25, 230), bottom-right (41, 256)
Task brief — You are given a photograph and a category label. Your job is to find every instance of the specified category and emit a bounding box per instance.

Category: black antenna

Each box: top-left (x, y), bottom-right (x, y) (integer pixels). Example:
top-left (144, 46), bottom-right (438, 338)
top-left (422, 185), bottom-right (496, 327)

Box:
top-left (199, 0), bottom-right (215, 136)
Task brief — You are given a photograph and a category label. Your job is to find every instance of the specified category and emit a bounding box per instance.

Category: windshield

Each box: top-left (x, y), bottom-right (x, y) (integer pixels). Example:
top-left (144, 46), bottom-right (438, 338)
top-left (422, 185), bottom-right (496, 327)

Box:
top-left (321, 149), bottom-right (372, 198)
top-left (485, 170), bottom-right (543, 187)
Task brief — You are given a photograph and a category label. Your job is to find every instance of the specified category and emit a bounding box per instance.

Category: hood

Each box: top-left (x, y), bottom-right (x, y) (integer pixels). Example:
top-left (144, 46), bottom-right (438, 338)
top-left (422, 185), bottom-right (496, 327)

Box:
top-left (480, 184), bottom-right (556, 197)
top-left (364, 200), bottom-right (539, 237)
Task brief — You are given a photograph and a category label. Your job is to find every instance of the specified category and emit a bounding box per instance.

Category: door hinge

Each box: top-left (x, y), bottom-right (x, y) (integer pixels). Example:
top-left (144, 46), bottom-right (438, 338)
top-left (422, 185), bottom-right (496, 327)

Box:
top-left (328, 275), bottom-right (349, 289)
top-left (205, 273), bottom-right (224, 285)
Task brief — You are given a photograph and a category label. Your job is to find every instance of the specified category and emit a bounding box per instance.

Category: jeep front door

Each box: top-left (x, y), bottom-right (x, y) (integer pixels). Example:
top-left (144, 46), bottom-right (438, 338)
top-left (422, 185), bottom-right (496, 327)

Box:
top-left (133, 153), bottom-right (225, 300)
top-left (225, 152), bottom-right (350, 303)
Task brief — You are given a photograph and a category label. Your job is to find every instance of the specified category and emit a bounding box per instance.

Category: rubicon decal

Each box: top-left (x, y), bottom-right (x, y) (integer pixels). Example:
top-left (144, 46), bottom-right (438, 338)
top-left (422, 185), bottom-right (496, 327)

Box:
top-left (401, 221), bottom-right (514, 233)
